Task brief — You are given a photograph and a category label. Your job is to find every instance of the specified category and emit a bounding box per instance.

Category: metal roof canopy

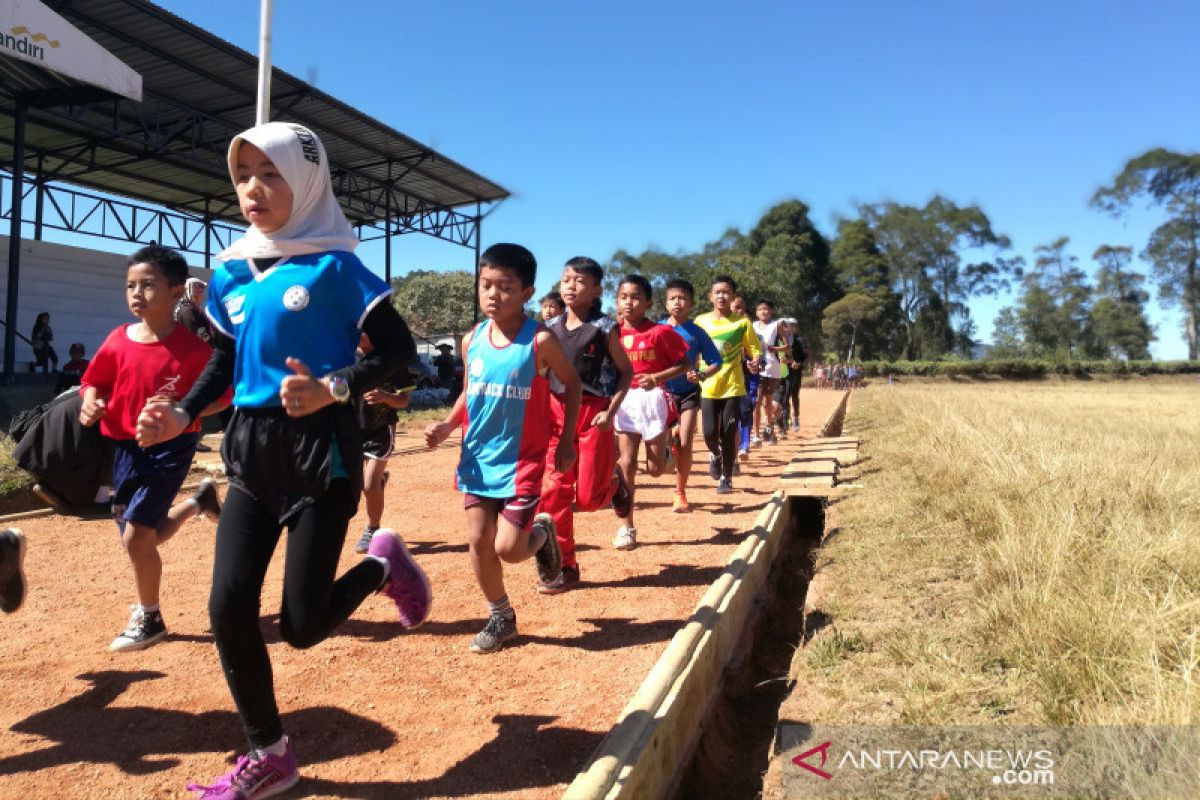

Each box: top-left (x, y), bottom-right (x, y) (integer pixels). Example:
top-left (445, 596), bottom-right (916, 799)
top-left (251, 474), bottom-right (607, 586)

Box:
top-left (2, 0), bottom-right (508, 380)
top-left (1, 0), bottom-right (508, 251)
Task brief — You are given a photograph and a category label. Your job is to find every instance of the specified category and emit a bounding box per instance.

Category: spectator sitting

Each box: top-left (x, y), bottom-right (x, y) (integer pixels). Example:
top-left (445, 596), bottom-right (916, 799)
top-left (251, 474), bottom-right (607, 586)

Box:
top-left (55, 343), bottom-right (90, 393)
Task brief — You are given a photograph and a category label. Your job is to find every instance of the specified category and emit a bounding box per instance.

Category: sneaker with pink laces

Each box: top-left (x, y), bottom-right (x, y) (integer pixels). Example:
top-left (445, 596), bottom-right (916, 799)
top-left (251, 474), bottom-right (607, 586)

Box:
top-left (187, 738), bottom-right (299, 799)
top-left (368, 529), bottom-right (432, 629)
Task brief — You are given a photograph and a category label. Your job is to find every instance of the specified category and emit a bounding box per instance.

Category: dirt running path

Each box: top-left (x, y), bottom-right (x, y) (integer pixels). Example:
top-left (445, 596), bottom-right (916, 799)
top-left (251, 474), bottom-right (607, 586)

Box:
top-left (0, 391), bottom-right (846, 800)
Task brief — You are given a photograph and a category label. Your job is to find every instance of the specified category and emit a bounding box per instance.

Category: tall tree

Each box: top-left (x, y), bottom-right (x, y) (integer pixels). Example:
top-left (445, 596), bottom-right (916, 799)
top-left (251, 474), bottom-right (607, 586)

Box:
top-left (988, 307), bottom-right (1026, 358)
top-left (1090, 245), bottom-right (1154, 359)
top-left (830, 218), bottom-right (904, 358)
top-left (1020, 238), bottom-right (1096, 358)
top-left (391, 270), bottom-right (476, 338)
top-left (1092, 149), bottom-right (1200, 358)
top-left (860, 196), bottom-right (1014, 359)
top-left (821, 293), bottom-right (880, 361)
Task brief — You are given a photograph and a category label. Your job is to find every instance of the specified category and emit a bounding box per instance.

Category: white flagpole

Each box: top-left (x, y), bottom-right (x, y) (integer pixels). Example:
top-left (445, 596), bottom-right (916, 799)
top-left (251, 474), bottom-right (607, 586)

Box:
top-left (255, 0), bottom-right (273, 125)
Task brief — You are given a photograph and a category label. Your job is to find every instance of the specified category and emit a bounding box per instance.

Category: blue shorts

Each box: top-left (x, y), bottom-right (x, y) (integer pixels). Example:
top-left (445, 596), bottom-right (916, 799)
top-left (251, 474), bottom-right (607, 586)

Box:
top-left (111, 433), bottom-right (200, 535)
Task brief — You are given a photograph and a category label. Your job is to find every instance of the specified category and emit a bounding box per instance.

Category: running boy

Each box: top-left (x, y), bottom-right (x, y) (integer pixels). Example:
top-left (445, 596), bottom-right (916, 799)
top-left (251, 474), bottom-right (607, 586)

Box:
top-left (695, 276), bottom-right (761, 494)
top-left (661, 279), bottom-right (721, 513)
top-left (612, 275), bottom-right (689, 548)
top-left (539, 290), bottom-right (566, 322)
top-left (753, 300), bottom-right (785, 445)
top-left (136, 122), bottom-right (431, 799)
top-left (79, 244), bottom-right (228, 652)
top-left (535, 256), bottom-right (633, 593)
top-left (353, 333), bottom-right (412, 554)
top-left (425, 243), bottom-right (581, 652)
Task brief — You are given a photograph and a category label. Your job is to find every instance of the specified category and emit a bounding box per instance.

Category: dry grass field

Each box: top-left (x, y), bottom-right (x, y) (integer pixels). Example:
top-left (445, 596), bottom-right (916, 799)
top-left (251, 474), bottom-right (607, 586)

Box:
top-left (794, 378), bottom-right (1200, 727)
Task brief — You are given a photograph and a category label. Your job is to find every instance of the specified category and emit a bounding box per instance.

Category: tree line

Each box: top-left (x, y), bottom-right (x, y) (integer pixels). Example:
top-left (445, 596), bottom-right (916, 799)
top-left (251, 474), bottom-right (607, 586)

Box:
top-left (391, 148), bottom-right (1199, 362)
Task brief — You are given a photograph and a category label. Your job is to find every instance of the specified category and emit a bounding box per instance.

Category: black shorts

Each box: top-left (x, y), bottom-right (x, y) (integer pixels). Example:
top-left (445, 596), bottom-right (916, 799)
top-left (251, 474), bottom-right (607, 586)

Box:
top-left (669, 387), bottom-right (701, 414)
top-left (362, 423), bottom-right (396, 460)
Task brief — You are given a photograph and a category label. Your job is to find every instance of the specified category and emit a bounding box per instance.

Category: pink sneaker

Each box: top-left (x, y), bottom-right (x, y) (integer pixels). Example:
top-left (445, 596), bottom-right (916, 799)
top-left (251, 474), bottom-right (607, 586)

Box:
top-left (187, 738), bottom-right (299, 799)
top-left (368, 530), bottom-right (432, 629)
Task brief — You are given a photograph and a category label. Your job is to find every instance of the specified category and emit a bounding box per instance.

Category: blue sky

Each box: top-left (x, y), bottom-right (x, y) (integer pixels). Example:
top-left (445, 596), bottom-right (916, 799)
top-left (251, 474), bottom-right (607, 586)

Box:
top-left (143, 2), bottom-right (1198, 357)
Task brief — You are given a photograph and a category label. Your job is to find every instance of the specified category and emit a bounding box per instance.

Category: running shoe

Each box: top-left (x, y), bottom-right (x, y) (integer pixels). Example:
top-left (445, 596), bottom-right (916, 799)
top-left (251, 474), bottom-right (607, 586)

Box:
top-left (354, 526), bottom-right (377, 555)
top-left (192, 478), bottom-right (222, 520)
top-left (368, 530), bottom-right (432, 629)
top-left (110, 605), bottom-right (167, 652)
top-left (187, 737), bottom-right (299, 799)
top-left (612, 526), bottom-right (638, 550)
top-left (738, 448), bottom-right (749, 463)
top-left (750, 435), bottom-right (763, 448)
top-left (792, 420), bottom-right (801, 432)
top-left (766, 426), bottom-right (778, 445)
top-left (716, 478), bottom-right (734, 495)
top-left (672, 491), bottom-right (691, 514)
top-left (470, 613), bottom-right (518, 654)
top-left (537, 564), bottom-right (580, 595)
top-left (611, 468), bottom-right (633, 518)
top-left (531, 513), bottom-right (562, 585)
top-left (708, 453), bottom-right (721, 481)
top-left (0, 528), bottom-right (27, 613)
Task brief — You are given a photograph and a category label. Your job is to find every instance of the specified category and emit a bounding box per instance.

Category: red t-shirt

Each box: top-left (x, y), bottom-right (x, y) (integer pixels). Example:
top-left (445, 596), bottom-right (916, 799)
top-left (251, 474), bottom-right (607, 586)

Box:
top-left (81, 324), bottom-right (223, 440)
top-left (619, 318), bottom-right (688, 377)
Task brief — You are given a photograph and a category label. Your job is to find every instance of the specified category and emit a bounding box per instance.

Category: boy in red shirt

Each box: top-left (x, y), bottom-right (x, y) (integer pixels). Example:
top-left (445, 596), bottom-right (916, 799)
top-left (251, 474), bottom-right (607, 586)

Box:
top-left (81, 245), bottom-right (230, 652)
top-left (612, 275), bottom-right (689, 550)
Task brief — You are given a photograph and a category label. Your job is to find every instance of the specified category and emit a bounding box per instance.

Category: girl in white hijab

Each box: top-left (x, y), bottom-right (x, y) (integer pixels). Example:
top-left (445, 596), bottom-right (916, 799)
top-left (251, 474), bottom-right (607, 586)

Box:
top-left (138, 122), bottom-right (432, 800)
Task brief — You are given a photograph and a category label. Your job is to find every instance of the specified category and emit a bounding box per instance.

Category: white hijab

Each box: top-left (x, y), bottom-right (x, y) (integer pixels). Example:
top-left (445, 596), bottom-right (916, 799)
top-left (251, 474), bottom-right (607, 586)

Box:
top-left (217, 122), bottom-right (358, 261)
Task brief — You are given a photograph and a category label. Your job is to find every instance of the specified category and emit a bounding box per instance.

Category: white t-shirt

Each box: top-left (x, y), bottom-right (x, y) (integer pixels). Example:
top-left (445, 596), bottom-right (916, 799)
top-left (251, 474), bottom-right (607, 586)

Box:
top-left (754, 319), bottom-right (782, 379)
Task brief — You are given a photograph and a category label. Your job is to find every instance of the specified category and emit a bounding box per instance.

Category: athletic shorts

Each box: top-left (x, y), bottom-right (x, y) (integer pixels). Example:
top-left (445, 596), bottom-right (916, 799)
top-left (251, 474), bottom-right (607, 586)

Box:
top-left (362, 423), bottom-right (396, 460)
top-left (111, 433), bottom-right (200, 535)
top-left (463, 493), bottom-right (540, 531)
top-left (758, 377), bottom-right (781, 398)
top-left (670, 387), bottom-right (701, 414)
top-left (615, 386), bottom-right (671, 440)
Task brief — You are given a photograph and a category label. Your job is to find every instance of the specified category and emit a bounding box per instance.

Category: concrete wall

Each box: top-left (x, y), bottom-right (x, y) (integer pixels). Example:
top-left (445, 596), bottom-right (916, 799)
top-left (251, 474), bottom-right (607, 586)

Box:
top-left (0, 236), bottom-right (213, 370)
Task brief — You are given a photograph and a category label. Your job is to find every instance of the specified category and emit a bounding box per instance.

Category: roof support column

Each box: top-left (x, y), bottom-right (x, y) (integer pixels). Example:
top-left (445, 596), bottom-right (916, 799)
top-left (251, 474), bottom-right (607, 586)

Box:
top-left (472, 201), bottom-right (481, 324)
top-left (34, 154), bottom-right (44, 241)
top-left (384, 162), bottom-right (392, 283)
top-left (4, 97), bottom-right (28, 384)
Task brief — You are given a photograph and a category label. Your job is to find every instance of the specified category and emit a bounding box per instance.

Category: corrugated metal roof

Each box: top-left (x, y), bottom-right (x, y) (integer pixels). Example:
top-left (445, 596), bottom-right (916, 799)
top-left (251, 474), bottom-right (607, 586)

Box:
top-left (0, 0), bottom-right (508, 227)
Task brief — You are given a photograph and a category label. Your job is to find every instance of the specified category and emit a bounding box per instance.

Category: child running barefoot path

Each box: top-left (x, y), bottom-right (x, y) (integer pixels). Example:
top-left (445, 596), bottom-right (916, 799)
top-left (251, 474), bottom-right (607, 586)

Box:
top-left (425, 243), bottom-right (582, 653)
top-left (612, 275), bottom-right (689, 549)
top-left (80, 244), bottom-right (230, 652)
top-left (136, 122), bottom-right (432, 800)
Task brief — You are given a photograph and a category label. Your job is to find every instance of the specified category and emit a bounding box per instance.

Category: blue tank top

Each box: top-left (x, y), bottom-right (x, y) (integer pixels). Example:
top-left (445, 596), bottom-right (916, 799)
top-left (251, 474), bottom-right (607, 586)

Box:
top-left (456, 318), bottom-right (551, 498)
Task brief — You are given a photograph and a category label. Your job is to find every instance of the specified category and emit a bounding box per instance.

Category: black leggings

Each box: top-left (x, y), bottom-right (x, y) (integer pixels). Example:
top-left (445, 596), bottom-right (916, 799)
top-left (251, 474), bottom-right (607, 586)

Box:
top-left (209, 479), bottom-right (383, 748)
top-left (786, 372), bottom-right (801, 421)
top-left (701, 397), bottom-right (741, 481)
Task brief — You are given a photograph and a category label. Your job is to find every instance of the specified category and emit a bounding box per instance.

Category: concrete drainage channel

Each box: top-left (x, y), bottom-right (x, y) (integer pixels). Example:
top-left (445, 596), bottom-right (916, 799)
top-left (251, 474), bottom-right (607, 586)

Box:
top-left (564, 393), bottom-right (853, 800)
top-left (673, 495), bottom-right (825, 799)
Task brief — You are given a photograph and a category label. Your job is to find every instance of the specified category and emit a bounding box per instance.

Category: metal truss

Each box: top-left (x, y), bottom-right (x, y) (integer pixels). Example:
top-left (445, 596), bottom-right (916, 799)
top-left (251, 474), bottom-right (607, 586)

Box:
top-left (18, 89), bottom-right (491, 249)
top-left (1, 169), bottom-right (242, 258)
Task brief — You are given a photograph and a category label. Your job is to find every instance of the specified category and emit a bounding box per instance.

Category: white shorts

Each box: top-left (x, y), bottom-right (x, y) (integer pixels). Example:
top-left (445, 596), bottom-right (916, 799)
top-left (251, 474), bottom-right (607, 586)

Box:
top-left (615, 386), bottom-right (670, 440)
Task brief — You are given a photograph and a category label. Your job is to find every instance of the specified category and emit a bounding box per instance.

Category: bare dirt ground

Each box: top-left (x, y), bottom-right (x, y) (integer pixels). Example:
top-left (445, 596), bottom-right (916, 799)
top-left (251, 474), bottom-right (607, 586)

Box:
top-left (0, 391), bottom-right (845, 800)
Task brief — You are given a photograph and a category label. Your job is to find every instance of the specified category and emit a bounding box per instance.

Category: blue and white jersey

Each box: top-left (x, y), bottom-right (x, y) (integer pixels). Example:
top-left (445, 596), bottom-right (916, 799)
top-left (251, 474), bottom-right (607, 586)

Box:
top-left (660, 318), bottom-right (723, 395)
top-left (456, 318), bottom-right (551, 498)
top-left (205, 251), bottom-right (391, 407)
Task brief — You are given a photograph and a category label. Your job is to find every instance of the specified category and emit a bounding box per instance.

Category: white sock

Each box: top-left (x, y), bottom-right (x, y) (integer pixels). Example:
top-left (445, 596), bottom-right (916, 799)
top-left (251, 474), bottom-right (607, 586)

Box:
top-left (141, 603), bottom-right (160, 614)
top-left (488, 595), bottom-right (514, 620)
top-left (258, 736), bottom-right (288, 758)
top-left (184, 498), bottom-right (200, 514)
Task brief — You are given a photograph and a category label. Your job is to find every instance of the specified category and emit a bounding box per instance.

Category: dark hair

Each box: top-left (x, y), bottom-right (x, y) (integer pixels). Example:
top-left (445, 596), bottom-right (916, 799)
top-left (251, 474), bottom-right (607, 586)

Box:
top-left (129, 244), bottom-right (189, 286)
top-left (711, 274), bottom-right (737, 292)
top-left (480, 243), bottom-right (537, 288)
top-left (69, 342), bottom-right (85, 355)
top-left (563, 256), bottom-right (604, 286)
top-left (756, 299), bottom-right (774, 310)
top-left (618, 274), bottom-right (653, 302)
top-left (540, 291), bottom-right (564, 307)
top-left (665, 278), bottom-right (695, 300)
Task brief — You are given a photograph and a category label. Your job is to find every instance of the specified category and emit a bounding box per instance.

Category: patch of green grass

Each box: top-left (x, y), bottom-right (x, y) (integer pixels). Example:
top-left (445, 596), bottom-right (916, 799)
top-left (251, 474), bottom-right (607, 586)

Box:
top-left (806, 628), bottom-right (866, 671)
top-left (0, 436), bottom-right (34, 499)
